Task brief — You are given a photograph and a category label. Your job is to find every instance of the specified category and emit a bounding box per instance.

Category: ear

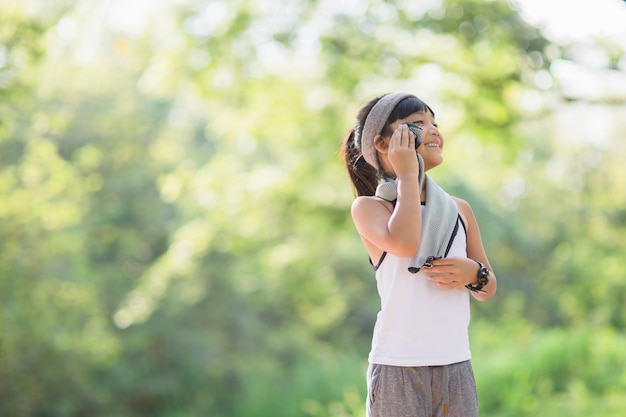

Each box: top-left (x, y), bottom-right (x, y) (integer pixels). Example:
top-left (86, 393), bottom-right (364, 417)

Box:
top-left (373, 134), bottom-right (389, 154)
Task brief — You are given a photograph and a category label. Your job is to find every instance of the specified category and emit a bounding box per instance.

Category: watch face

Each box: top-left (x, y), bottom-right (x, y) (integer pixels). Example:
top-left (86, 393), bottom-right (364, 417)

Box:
top-left (478, 267), bottom-right (489, 285)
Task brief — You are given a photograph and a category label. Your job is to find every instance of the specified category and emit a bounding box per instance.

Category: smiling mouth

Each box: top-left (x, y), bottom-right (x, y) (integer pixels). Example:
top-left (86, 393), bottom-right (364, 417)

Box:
top-left (425, 143), bottom-right (439, 148)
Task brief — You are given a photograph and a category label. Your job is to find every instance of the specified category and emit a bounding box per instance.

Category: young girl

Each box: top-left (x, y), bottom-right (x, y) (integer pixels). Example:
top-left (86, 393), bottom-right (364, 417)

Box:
top-left (341, 92), bottom-right (497, 417)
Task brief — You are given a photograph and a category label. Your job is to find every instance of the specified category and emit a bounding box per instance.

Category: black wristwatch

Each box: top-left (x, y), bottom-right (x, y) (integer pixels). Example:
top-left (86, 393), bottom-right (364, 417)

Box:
top-left (465, 259), bottom-right (489, 294)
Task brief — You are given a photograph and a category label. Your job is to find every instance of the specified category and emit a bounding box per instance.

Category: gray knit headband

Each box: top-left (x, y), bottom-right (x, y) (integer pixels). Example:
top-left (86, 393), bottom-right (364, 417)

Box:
top-left (356, 92), bottom-right (415, 170)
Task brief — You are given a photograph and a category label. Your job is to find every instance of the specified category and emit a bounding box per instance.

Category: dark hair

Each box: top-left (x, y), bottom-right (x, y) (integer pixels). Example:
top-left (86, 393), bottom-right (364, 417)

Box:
top-left (340, 95), bottom-right (434, 196)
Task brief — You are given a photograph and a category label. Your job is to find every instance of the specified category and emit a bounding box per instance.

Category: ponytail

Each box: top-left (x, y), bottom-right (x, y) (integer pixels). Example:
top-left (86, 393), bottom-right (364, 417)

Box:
top-left (340, 129), bottom-right (378, 196)
top-left (340, 96), bottom-right (385, 196)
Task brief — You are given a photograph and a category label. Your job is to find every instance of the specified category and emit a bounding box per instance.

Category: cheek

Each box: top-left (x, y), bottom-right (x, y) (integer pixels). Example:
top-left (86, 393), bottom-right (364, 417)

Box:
top-left (420, 150), bottom-right (444, 170)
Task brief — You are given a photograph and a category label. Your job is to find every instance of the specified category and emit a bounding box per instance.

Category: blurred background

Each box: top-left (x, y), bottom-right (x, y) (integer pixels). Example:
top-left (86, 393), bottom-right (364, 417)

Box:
top-left (1, 0), bottom-right (626, 416)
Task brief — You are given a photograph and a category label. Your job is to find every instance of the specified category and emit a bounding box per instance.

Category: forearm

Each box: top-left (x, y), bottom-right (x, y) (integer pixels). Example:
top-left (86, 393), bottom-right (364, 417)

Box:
top-left (387, 174), bottom-right (422, 256)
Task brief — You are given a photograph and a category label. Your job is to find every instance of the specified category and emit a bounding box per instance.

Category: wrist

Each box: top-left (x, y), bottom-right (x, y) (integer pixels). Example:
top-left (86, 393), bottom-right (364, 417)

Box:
top-left (396, 173), bottom-right (421, 196)
top-left (396, 172), bottom-right (420, 182)
top-left (466, 259), bottom-right (489, 294)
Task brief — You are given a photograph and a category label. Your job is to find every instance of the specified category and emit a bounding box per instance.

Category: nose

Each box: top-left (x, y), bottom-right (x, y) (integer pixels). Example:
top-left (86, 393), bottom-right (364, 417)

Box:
top-left (426, 124), bottom-right (440, 136)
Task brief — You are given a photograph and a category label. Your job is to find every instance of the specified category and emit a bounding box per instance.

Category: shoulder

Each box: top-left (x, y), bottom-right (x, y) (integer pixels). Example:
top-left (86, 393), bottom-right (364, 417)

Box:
top-left (351, 195), bottom-right (394, 215)
top-left (451, 196), bottom-right (472, 212)
top-left (451, 196), bottom-right (475, 227)
top-left (351, 195), bottom-right (394, 226)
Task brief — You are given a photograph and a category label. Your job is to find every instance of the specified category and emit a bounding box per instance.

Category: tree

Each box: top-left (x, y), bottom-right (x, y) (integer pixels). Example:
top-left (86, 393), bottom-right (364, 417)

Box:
top-left (1, 0), bottom-right (625, 416)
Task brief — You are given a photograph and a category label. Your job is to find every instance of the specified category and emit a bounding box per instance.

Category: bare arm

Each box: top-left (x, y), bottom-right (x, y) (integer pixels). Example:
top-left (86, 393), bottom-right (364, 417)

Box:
top-left (351, 124), bottom-right (423, 258)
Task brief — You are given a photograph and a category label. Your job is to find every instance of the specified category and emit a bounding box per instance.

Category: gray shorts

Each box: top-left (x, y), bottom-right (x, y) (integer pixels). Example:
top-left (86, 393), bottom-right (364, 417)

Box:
top-left (366, 361), bottom-right (478, 417)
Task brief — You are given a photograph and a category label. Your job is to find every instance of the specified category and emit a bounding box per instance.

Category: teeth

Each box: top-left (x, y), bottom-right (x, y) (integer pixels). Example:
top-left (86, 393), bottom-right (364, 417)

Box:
top-left (426, 143), bottom-right (438, 147)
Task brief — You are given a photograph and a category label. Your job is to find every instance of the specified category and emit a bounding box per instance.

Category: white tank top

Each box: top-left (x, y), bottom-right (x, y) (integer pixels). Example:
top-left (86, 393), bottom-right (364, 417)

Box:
top-left (368, 209), bottom-right (471, 367)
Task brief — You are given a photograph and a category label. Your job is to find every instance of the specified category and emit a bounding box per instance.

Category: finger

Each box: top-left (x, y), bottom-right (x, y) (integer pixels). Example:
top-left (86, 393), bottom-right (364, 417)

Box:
top-left (389, 127), bottom-right (399, 150)
top-left (428, 273), bottom-right (454, 282)
top-left (389, 128), bottom-right (402, 150)
top-left (398, 124), bottom-right (409, 148)
top-left (430, 259), bottom-right (454, 267)
top-left (426, 264), bottom-right (452, 274)
top-left (436, 282), bottom-right (455, 289)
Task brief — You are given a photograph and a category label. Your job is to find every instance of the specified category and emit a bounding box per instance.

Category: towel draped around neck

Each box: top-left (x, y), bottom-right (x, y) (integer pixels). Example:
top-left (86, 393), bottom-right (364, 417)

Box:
top-left (375, 159), bottom-right (459, 273)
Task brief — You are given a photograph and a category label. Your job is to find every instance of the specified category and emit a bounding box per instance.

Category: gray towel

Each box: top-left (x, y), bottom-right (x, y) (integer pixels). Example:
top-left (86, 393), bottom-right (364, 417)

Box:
top-left (375, 162), bottom-right (459, 273)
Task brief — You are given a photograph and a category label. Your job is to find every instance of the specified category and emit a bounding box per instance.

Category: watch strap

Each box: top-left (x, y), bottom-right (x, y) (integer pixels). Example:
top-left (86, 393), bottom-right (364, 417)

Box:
top-left (465, 259), bottom-right (488, 294)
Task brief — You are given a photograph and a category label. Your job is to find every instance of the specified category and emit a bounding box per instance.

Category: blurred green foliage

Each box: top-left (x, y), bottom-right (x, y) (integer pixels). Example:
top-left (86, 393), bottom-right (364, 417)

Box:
top-left (1, 0), bottom-right (625, 416)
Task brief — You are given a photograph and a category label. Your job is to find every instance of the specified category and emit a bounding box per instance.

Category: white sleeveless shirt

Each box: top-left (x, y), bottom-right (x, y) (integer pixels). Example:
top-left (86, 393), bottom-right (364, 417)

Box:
top-left (368, 208), bottom-right (471, 367)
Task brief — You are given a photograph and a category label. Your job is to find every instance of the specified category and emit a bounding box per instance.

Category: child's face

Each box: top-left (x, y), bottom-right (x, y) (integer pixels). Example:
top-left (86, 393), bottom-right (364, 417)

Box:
top-left (388, 110), bottom-right (444, 171)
